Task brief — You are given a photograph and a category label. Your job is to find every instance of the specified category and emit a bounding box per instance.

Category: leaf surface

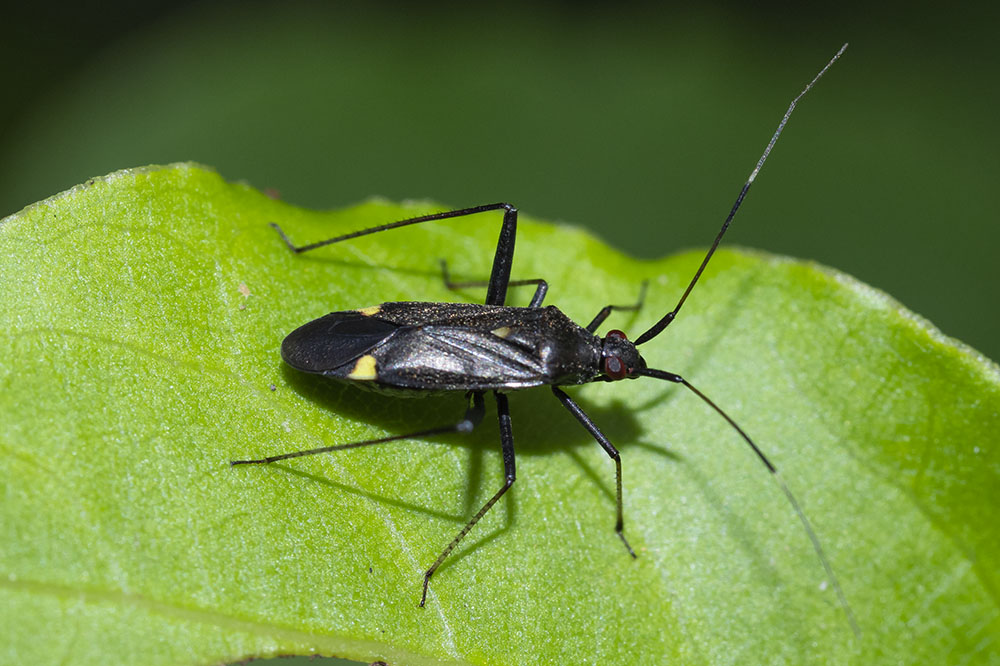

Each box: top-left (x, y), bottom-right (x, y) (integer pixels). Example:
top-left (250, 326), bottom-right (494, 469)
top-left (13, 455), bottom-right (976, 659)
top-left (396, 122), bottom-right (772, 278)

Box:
top-left (2, 164), bottom-right (997, 665)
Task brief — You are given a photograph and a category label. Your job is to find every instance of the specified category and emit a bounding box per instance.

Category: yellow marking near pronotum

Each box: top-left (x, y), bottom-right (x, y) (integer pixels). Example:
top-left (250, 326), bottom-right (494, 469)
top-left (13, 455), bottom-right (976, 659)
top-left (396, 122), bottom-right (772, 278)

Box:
top-left (357, 305), bottom-right (381, 316)
top-left (491, 326), bottom-right (512, 338)
top-left (348, 354), bottom-right (378, 380)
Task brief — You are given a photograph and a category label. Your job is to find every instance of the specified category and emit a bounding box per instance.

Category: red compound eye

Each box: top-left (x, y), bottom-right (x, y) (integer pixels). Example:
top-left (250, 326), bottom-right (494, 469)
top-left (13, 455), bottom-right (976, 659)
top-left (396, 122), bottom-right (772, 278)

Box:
top-left (603, 354), bottom-right (627, 380)
top-left (606, 329), bottom-right (627, 340)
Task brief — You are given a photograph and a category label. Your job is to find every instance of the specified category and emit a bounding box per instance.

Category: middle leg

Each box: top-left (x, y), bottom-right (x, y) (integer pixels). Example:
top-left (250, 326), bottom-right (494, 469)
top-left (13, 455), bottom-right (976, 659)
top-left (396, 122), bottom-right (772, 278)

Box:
top-left (421, 390), bottom-right (517, 606)
top-left (439, 259), bottom-right (548, 308)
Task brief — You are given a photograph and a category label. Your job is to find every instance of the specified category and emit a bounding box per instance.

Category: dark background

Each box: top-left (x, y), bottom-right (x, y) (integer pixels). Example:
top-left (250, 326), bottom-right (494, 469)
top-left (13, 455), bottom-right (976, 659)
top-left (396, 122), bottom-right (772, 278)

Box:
top-left (3, 3), bottom-right (996, 664)
top-left (4, 2), bottom-right (997, 363)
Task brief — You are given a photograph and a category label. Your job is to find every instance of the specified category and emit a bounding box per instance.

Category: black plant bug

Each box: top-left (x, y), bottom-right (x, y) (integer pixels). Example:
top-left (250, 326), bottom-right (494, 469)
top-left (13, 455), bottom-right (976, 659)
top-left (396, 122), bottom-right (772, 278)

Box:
top-left (232, 44), bottom-right (857, 634)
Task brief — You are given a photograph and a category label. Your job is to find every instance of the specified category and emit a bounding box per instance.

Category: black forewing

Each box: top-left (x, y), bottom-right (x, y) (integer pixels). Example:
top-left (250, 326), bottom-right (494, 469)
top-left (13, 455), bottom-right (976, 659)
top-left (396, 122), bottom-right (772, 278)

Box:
top-left (281, 302), bottom-right (601, 391)
top-left (371, 325), bottom-right (547, 390)
top-left (369, 303), bottom-right (601, 391)
top-left (371, 302), bottom-right (538, 328)
top-left (281, 310), bottom-right (400, 373)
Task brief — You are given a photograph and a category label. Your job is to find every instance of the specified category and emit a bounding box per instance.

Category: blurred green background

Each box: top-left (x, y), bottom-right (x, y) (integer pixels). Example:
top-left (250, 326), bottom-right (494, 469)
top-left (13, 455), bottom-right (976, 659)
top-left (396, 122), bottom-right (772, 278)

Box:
top-left (4, 2), bottom-right (998, 365)
top-left (3, 2), bottom-right (996, 664)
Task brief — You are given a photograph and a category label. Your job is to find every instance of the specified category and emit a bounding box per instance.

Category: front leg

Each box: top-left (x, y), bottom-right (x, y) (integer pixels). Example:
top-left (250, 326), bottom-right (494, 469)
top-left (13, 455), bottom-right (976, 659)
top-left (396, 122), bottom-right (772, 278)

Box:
top-left (551, 386), bottom-right (636, 558)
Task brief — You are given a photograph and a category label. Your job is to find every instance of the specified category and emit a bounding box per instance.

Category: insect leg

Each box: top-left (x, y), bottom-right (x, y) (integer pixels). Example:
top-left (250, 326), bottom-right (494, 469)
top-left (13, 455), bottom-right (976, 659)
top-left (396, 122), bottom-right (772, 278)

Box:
top-left (551, 386), bottom-right (636, 558)
top-left (421, 390), bottom-right (516, 607)
top-left (230, 392), bottom-right (485, 466)
top-left (585, 281), bottom-right (648, 333)
top-left (270, 202), bottom-right (518, 306)
top-left (439, 259), bottom-right (548, 307)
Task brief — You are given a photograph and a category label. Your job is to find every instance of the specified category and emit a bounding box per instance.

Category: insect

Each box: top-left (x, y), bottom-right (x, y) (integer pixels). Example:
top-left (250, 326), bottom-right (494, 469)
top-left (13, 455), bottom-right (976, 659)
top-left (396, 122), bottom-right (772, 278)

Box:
top-left (232, 44), bottom-right (856, 633)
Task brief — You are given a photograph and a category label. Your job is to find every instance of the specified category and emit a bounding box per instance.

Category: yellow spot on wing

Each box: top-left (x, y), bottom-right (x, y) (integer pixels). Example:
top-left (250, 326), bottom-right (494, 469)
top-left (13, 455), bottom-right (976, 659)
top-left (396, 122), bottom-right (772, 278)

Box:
top-left (491, 326), bottom-right (512, 338)
top-left (348, 355), bottom-right (378, 380)
top-left (357, 305), bottom-right (381, 316)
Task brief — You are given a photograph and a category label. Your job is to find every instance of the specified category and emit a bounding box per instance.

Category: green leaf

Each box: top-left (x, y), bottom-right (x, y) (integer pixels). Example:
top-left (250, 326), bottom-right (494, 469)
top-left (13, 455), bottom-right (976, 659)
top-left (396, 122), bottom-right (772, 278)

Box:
top-left (2, 163), bottom-right (998, 665)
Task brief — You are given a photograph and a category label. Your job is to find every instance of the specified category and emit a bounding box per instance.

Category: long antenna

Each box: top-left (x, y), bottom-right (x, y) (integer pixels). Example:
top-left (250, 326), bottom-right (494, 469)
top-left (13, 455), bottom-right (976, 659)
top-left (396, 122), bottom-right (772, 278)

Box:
top-left (637, 368), bottom-right (860, 637)
top-left (634, 43), bottom-right (848, 346)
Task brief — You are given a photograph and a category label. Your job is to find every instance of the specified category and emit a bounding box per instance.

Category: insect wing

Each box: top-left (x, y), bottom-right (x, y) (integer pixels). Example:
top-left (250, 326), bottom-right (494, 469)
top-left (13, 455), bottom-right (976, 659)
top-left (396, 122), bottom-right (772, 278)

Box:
top-left (369, 304), bottom-right (602, 391)
top-left (281, 310), bottom-right (399, 373)
top-left (369, 323), bottom-right (552, 391)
